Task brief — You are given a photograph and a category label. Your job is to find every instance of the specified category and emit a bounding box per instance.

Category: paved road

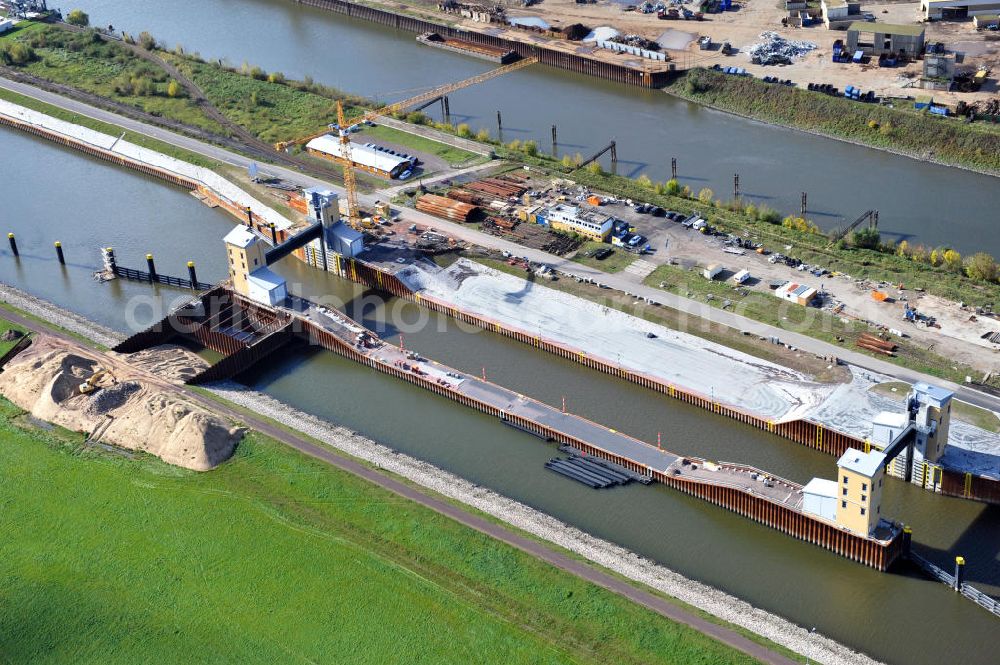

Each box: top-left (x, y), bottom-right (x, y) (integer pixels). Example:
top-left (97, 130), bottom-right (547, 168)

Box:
top-left (2, 76), bottom-right (995, 413)
top-left (1, 307), bottom-right (799, 665)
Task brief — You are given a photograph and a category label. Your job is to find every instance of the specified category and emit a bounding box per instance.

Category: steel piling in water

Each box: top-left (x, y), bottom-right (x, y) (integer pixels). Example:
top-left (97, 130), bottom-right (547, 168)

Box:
top-left (7, 233), bottom-right (17, 257)
top-left (54, 241), bottom-right (64, 265)
top-left (146, 254), bottom-right (157, 283)
top-left (115, 284), bottom-right (904, 570)
top-left (187, 261), bottom-right (199, 289)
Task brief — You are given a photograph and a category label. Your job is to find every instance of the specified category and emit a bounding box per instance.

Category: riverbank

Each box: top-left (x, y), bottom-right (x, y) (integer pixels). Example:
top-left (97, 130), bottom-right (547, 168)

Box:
top-left (666, 69), bottom-right (1000, 178)
top-left (0, 279), bottom-right (882, 664)
top-left (0, 398), bottom-right (773, 665)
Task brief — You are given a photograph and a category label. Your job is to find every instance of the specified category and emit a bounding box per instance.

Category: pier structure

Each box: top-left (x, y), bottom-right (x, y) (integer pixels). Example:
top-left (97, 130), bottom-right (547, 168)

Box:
top-left (294, 0), bottom-right (674, 88)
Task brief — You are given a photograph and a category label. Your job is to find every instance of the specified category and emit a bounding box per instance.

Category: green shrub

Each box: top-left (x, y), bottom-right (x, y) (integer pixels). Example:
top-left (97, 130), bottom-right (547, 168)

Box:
top-left (0, 43), bottom-right (37, 66)
top-left (137, 31), bottom-right (157, 50)
top-left (66, 9), bottom-right (89, 27)
top-left (851, 226), bottom-right (881, 250)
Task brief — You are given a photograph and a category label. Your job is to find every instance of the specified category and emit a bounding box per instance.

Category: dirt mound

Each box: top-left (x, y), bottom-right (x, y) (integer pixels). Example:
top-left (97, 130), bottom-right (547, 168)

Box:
top-left (118, 344), bottom-right (210, 383)
top-left (0, 340), bottom-right (241, 471)
top-left (83, 381), bottom-right (141, 417)
top-left (1, 329), bottom-right (24, 341)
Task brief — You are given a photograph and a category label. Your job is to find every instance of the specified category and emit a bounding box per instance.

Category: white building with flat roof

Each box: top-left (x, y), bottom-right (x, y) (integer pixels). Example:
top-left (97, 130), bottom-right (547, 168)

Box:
top-left (802, 478), bottom-right (838, 522)
top-left (543, 204), bottom-right (612, 241)
top-left (305, 135), bottom-right (413, 179)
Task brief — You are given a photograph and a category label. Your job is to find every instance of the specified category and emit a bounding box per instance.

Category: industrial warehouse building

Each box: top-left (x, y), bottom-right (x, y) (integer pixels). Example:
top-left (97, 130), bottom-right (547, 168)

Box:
top-left (922, 0), bottom-right (1000, 19)
top-left (541, 204), bottom-right (613, 240)
top-left (305, 135), bottom-right (414, 179)
top-left (847, 22), bottom-right (925, 57)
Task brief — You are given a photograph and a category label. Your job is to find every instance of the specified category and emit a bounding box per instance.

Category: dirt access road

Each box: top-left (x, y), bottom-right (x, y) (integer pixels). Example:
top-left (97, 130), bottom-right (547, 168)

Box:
top-left (0, 306), bottom-right (797, 665)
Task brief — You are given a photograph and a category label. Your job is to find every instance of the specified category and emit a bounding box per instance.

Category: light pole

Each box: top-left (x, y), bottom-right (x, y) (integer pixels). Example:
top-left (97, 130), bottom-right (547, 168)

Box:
top-left (805, 626), bottom-right (816, 665)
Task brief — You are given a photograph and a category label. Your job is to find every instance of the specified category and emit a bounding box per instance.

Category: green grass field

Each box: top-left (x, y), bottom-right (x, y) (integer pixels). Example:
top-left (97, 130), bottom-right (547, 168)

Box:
top-left (0, 397), bottom-right (764, 664)
top-left (572, 241), bottom-right (636, 273)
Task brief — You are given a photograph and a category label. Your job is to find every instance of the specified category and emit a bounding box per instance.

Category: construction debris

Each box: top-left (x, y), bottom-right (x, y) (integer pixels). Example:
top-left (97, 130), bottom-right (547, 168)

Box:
top-left (747, 32), bottom-right (816, 66)
top-left (609, 33), bottom-right (661, 51)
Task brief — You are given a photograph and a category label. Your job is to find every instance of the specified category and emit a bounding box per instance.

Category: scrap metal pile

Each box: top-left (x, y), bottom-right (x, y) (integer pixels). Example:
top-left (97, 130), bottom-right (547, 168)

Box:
top-left (609, 33), bottom-right (661, 51)
top-left (967, 98), bottom-right (1000, 115)
top-left (747, 31), bottom-right (816, 65)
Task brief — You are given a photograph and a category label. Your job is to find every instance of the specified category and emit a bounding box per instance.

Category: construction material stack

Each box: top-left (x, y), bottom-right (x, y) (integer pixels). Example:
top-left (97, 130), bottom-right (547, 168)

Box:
top-left (856, 333), bottom-right (897, 356)
top-left (416, 194), bottom-right (479, 222)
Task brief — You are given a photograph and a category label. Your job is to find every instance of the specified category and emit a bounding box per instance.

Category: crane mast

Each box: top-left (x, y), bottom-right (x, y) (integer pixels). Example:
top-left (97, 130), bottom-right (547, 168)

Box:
top-left (275, 55), bottom-right (539, 230)
top-left (335, 101), bottom-right (362, 230)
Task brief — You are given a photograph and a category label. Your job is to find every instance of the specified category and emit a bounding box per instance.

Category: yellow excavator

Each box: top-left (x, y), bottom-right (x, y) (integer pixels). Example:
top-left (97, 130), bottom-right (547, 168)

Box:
top-left (79, 367), bottom-right (113, 395)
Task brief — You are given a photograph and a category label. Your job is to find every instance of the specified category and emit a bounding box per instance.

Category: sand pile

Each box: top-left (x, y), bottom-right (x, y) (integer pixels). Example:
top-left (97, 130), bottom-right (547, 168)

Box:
top-left (0, 339), bottom-right (241, 471)
top-left (119, 344), bottom-right (210, 383)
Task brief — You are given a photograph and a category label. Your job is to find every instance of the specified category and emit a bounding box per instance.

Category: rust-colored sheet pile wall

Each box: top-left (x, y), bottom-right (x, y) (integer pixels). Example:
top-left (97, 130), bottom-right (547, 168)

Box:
top-left (416, 193), bottom-right (478, 222)
top-left (288, 194), bottom-right (308, 215)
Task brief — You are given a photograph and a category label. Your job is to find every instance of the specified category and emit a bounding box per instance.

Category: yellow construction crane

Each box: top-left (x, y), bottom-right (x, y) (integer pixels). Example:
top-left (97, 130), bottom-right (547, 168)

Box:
top-left (274, 56), bottom-right (538, 229)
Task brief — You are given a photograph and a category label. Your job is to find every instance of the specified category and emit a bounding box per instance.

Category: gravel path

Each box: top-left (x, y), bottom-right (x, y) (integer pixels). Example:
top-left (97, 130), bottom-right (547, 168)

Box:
top-left (0, 282), bottom-right (123, 349)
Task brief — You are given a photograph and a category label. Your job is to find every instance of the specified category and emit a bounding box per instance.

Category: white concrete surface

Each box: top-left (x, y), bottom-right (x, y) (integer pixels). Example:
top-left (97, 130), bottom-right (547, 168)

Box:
top-left (0, 98), bottom-right (292, 231)
top-left (399, 259), bottom-right (1000, 478)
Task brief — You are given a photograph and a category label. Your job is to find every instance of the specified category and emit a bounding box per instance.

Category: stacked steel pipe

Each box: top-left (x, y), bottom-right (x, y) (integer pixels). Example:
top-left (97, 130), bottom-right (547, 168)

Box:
top-left (415, 194), bottom-right (478, 222)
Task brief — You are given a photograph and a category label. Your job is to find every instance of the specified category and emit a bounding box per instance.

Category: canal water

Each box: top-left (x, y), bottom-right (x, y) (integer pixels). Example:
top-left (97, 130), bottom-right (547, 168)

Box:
top-left (3, 125), bottom-right (999, 665)
top-left (66, 0), bottom-right (1000, 255)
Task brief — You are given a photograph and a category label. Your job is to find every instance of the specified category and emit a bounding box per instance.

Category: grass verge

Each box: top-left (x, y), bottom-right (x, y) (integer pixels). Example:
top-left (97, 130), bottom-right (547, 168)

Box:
top-left (642, 262), bottom-right (986, 384)
top-left (360, 123), bottom-right (478, 165)
top-left (0, 316), bottom-right (28, 357)
top-left (4, 23), bottom-right (223, 134)
top-left (0, 397), bottom-right (766, 665)
top-left (471, 254), bottom-right (846, 382)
